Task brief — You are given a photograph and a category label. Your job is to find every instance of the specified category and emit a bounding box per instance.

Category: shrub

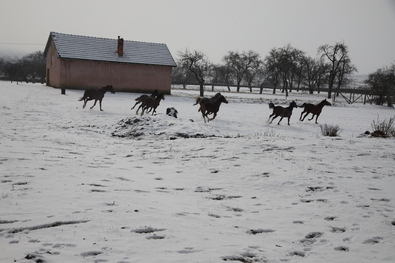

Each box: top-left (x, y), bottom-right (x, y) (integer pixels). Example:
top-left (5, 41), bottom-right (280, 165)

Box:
top-left (370, 116), bottom-right (395, 137)
top-left (320, 124), bottom-right (340, 137)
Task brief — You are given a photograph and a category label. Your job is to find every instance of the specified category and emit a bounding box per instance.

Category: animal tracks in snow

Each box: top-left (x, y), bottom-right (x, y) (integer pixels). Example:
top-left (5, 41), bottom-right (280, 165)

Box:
top-left (1, 83), bottom-right (395, 262)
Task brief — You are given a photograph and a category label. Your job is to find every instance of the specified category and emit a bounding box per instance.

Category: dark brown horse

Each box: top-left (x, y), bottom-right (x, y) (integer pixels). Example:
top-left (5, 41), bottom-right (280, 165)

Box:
top-left (268, 101), bottom-right (298, 125)
top-left (79, 85), bottom-right (115, 111)
top-left (194, 93), bottom-right (222, 107)
top-left (140, 93), bottom-right (165, 116)
top-left (299, 99), bottom-right (332, 124)
top-left (131, 90), bottom-right (159, 113)
top-left (199, 94), bottom-right (228, 123)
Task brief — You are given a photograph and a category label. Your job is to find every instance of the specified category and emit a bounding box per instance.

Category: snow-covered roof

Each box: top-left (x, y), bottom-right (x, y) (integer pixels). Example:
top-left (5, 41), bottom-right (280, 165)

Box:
top-left (44, 32), bottom-right (177, 67)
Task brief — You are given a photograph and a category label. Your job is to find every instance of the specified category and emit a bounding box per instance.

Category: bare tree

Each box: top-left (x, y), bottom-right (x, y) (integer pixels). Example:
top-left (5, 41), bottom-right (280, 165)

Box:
top-left (278, 44), bottom-right (304, 97)
top-left (172, 66), bottom-right (195, 89)
top-left (223, 50), bottom-right (261, 92)
top-left (264, 45), bottom-right (303, 97)
top-left (211, 64), bottom-right (234, 91)
top-left (318, 42), bottom-right (353, 99)
top-left (302, 56), bottom-right (329, 94)
top-left (335, 57), bottom-right (357, 95)
top-left (365, 64), bottom-right (395, 107)
top-left (264, 48), bottom-right (282, 94)
top-left (177, 49), bottom-right (211, 96)
top-left (243, 61), bottom-right (264, 92)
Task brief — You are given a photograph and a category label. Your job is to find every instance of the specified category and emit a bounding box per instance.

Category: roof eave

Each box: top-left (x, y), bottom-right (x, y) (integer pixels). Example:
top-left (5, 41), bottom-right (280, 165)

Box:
top-left (58, 56), bottom-right (176, 67)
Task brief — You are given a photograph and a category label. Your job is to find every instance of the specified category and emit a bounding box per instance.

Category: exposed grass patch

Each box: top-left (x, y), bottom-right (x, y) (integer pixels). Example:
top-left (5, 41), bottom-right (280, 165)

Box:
top-left (370, 116), bottom-right (395, 137)
top-left (320, 124), bottom-right (340, 137)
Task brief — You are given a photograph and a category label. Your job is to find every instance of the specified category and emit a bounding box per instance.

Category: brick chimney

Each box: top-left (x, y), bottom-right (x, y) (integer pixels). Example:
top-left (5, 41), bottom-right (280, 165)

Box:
top-left (117, 36), bottom-right (124, 56)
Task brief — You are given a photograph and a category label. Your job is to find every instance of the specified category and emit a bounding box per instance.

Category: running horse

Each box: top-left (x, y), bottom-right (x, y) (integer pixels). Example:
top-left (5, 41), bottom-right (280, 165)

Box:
top-left (139, 92), bottom-right (165, 116)
top-left (194, 92), bottom-right (222, 107)
top-left (199, 94), bottom-right (228, 123)
top-left (79, 85), bottom-right (115, 111)
top-left (131, 89), bottom-right (159, 113)
top-left (299, 99), bottom-right (332, 124)
top-left (268, 101), bottom-right (298, 125)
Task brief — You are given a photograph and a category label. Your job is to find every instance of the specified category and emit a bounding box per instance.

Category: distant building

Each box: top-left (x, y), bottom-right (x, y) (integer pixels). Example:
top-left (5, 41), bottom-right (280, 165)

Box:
top-left (44, 32), bottom-right (176, 93)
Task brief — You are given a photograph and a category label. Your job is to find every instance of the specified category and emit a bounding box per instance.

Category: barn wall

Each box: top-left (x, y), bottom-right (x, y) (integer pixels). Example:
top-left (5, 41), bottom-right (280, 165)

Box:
top-left (45, 41), bottom-right (62, 88)
top-left (51, 58), bottom-right (172, 94)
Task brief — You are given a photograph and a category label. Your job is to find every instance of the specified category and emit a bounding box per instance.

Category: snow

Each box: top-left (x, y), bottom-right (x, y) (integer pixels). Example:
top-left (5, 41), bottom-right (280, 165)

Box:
top-left (0, 81), bottom-right (394, 263)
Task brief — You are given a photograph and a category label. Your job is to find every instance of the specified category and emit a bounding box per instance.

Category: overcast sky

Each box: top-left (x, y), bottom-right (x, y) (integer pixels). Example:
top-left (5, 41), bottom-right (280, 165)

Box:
top-left (1, 0), bottom-right (394, 74)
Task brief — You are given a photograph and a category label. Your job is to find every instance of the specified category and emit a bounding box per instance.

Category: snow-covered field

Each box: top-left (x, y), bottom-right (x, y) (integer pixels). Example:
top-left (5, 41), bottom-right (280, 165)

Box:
top-left (0, 81), bottom-right (394, 263)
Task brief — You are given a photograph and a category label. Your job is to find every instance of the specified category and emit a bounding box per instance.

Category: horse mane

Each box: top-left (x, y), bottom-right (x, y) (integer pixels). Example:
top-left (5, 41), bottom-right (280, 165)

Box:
top-left (318, 99), bottom-right (328, 105)
top-left (98, 85), bottom-right (113, 90)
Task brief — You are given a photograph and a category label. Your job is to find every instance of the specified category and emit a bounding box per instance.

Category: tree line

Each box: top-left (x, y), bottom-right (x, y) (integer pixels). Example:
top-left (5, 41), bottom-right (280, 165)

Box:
top-left (0, 44), bottom-right (393, 106)
top-left (173, 42), bottom-right (394, 106)
top-left (0, 51), bottom-right (46, 84)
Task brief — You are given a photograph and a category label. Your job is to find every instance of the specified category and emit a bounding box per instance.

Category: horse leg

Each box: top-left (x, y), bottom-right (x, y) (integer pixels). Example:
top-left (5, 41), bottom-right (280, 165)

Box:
top-left (287, 117), bottom-right (291, 125)
top-left (308, 114), bottom-right (315, 121)
top-left (82, 99), bottom-right (88, 109)
top-left (277, 117), bottom-right (283, 125)
top-left (270, 115), bottom-right (278, 124)
top-left (208, 112), bottom-right (217, 121)
top-left (136, 104), bottom-right (143, 114)
top-left (201, 110), bottom-right (207, 123)
top-left (90, 99), bottom-right (98, 109)
top-left (269, 113), bottom-right (275, 123)
top-left (299, 110), bottom-right (306, 121)
top-left (301, 112), bottom-right (309, 121)
top-left (131, 101), bottom-right (140, 110)
top-left (99, 99), bottom-right (103, 111)
top-left (141, 106), bottom-right (147, 116)
top-left (315, 114), bottom-right (320, 124)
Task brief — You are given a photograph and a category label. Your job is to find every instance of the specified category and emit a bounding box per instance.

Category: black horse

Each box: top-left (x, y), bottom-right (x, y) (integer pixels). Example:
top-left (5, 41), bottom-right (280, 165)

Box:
top-left (268, 101), bottom-right (298, 125)
top-left (199, 94), bottom-right (228, 123)
top-left (194, 93), bottom-right (222, 107)
top-left (79, 85), bottom-right (115, 111)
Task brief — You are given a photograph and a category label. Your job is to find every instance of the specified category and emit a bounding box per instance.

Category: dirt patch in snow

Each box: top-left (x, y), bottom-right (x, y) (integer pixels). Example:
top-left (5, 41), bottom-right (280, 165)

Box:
top-left (111, 116), bottom-right (221, 139)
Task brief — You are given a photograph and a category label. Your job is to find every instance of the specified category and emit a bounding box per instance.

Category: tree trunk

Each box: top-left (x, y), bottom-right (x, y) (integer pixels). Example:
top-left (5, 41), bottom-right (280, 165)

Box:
top-left (327, 83), bottom-right (333, 99)
top-left (387, 96), bottom-right (393, 107)
top-left (272, 84), bottom-right (277, 94)
top-left (199, 83), bottom-right (204, 97)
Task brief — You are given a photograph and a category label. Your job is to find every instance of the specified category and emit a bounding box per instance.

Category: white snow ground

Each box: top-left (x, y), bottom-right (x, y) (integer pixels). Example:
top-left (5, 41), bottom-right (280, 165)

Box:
top-left (0, 81), bottom-right (394, 263)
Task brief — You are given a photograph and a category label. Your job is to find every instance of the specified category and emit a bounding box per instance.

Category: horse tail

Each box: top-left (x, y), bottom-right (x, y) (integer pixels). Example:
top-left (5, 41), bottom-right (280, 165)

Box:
top-left (79, 90), bottom-right (89, 101)
top-left (78, 94), bottom-right (86, 101)
top-left (269, 102), bottom-right (275, 109)
top-left (193, 97), bottom-right (201, 106)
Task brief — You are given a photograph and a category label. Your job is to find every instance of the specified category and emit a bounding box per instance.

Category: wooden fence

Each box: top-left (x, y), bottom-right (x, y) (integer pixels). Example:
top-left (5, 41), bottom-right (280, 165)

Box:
top-left (172, 82), bottom-right (377, 104)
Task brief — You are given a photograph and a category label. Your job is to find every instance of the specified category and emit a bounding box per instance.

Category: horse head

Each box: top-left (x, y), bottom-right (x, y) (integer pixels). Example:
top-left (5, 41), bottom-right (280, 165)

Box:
top-left (218, 95), bottom-right (228, 104)
top-left (290, 101), bottom-right (297, 108)
top-left (151, 89), bottom-right (159, 97)
top-left (322, 99), bottom-right (332, 106)
top-left (105, 85), bottom-right (115, 94)
top-left (157, 93), bottom-right (165, 100)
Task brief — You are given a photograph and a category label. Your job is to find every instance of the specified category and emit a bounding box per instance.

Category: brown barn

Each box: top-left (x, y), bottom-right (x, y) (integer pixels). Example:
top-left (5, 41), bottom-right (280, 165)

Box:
top-left (44, 32), bottom-right (177, 93)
